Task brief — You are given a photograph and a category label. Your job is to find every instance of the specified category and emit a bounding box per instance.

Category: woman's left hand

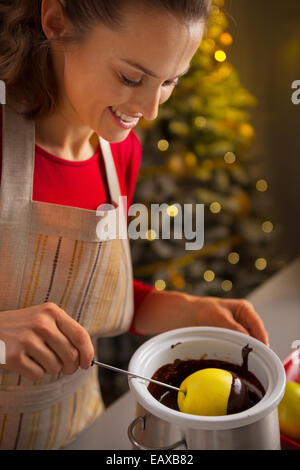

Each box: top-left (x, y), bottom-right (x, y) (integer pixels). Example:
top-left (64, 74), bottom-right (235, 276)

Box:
top-left (184, 295), bottom-right (269, 346)
top-left (133, 290), bottom-right (269, 346)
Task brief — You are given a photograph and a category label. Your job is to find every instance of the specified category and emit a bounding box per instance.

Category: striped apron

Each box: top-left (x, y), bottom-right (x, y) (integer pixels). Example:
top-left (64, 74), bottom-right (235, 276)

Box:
top-left (0, 103), bottom-right (134, 449)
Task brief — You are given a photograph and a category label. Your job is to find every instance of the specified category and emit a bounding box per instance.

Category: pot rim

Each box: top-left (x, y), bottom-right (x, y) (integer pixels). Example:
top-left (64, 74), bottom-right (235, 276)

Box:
top-left (128, 327), bottom-right (286, 431)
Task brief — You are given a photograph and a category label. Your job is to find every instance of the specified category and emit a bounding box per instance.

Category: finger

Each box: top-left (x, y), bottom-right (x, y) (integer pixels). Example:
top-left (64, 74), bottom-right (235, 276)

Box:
top-left (223, 299), bottom-right (269, 346)
top-left (33, 311), bottom-right (80, 373)
top-left (214, 309), bottom-right (251, 337)
top-left (45, 331), bottom-right (80, 375)
top-left (26, 337), bottom-right (63, 375)
top-left (54, 309), bottom-right (94, 369)
top-left (13, 353), bottom-right (45, 382)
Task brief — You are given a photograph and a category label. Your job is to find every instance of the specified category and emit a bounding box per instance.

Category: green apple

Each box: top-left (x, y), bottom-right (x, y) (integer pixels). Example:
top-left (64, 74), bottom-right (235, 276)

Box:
top-left (177, 368), bottom-right (233, 416)
top-left (278, 381), bottom-right (300, 441)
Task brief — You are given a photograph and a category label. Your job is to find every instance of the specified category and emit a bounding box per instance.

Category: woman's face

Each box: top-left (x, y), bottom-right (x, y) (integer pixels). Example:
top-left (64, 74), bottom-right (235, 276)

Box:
top-left (47, 2), bottom-right (205, 143)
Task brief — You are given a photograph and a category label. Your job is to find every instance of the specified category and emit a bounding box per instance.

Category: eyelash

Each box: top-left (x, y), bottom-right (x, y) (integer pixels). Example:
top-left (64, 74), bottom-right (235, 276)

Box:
top-left (120, 74), bottom-right (179, 88)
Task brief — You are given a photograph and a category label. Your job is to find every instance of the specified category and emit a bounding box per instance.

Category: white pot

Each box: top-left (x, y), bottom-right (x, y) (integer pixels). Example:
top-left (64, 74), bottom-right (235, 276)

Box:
top-left (128, 327), bottom-right (286, 450)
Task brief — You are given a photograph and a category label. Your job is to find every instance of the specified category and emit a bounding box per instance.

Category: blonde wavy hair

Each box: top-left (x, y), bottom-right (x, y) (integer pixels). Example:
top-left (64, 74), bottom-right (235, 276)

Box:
top-left (0, 0), bottom-right (212, 120)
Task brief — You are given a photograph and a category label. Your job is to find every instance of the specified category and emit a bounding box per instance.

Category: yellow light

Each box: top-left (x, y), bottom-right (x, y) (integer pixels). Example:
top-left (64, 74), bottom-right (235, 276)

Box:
top-left (221, 280), bottom-right (233, 292)
top-left (239, 123), bottom-right (255, 139)
top-left (210, 202), bottom-right (222, 214)
top-left (224, 152), bottom-right (236, 164)
top-left (185, 152), bottom-right (197, 168)
top-left (194, 116), bottom-right (207, 129)
top-left (228, 252), bottom-right (240, 265)
top-left (215, 50), bottom-right (227, 63)
top-left (220, 32), bottom-right (233, 47)
top-left (168, 154), bottom-right (184, 174)
top-left (256, 179), bottom-right (268, 192)
top-left (167, 205), bottom-right (179, 217)
top-left (145, 229), bottom-right (157, 241)
top-left (155, 279), bottom-right (166, 291)
top-left (262, 221), bottom-right (274, 233)
top-left (255, 258), bottom-right (267, 271)
top-left (204, 270), bottom-right (215, 282)
top-left (157, 139), bottom-right (169, 152)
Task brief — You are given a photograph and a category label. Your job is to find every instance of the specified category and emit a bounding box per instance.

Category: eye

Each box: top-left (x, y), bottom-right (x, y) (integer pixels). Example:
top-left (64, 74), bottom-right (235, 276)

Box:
top-left (120, 75), bottom-right (144, 88)
top-left (120, 74), bottom-right (179, 88)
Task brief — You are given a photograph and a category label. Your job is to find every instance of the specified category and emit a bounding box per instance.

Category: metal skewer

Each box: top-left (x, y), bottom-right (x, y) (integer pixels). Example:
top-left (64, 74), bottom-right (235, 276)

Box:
top-left (91, 359), bottom-right (184, 394)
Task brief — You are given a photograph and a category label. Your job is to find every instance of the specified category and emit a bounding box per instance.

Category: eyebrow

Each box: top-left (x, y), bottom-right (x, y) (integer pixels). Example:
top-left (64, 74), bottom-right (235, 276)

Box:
top-left (120, 58), bottom-right (191, 79)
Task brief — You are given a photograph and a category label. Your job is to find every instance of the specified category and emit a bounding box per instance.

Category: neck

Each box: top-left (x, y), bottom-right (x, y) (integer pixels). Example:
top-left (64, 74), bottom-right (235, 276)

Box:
top-left (35, 101), bottom-right (99, 162)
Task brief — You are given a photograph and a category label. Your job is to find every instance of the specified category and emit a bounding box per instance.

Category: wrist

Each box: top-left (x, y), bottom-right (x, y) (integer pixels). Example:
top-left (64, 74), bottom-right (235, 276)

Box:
top-left (133, 288), bottom-right (196, 335)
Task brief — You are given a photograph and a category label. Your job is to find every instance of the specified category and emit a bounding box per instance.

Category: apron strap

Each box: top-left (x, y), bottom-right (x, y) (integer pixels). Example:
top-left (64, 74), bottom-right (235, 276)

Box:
top-left (98, 137), bottom-right (128, 239)
top-left (98, 137), bottom-right (121, 205)
top-left (0, 104), bottom-right (35, 310)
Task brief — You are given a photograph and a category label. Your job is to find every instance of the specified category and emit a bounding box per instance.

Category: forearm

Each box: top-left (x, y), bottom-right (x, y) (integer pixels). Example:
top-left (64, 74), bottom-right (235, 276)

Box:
top-left (133, 289), bottom-right (269, 345)
top-left (133, 289), bottom-right (194, 335)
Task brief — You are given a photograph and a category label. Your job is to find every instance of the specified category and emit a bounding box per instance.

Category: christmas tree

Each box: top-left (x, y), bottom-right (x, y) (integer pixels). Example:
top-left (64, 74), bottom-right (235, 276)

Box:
top-left (131, 0), bottom-right (283, 299)
top-left (98, 0), bottom-right (286, 406)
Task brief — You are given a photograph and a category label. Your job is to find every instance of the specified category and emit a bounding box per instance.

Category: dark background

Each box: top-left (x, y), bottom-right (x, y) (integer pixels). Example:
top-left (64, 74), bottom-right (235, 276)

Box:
top-left (227, 0), bottom-right (300, 258)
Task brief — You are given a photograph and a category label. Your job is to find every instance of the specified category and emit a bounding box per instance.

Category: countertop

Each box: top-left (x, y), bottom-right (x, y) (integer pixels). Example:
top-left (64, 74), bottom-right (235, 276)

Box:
top-left (64, 257), bottom-right (300, 450)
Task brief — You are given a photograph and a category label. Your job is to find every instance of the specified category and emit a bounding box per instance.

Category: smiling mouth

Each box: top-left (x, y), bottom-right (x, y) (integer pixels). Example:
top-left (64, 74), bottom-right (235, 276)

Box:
top-left (109, 106), bottom-right (142, 121)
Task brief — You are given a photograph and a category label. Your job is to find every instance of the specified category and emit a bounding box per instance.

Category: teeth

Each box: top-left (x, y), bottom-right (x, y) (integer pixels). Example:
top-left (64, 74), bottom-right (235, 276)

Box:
top-left (111, 106), bottom-right (138, 123)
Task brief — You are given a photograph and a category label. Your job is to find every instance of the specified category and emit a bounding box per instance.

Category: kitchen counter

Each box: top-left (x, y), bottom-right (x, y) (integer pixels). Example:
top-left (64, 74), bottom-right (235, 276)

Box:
top-left (64, 257), bottom-right (300, 450)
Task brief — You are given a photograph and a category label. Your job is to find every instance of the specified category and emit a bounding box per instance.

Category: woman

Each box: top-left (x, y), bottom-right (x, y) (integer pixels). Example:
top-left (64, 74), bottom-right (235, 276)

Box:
top-left (0, 0), bottom-right (268, 450)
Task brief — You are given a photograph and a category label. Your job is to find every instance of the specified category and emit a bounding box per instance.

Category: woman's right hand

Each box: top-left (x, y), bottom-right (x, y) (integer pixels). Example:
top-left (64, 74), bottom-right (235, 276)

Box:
top-left (0, 302), bottom-right (94, 382)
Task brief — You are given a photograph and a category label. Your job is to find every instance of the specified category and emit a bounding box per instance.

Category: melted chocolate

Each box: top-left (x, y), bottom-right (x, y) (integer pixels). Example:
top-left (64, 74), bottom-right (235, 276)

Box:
top-left (148, 344), bottom-right (265, 415)
top-left (227, 374), bottom-right (248, 414)
top-left (242, 344), bottom-right (253, 373)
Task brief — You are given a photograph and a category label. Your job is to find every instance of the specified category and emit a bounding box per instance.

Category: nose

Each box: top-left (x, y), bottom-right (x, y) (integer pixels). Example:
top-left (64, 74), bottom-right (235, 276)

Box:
top-left (136, 88), bottom-right (161, 121)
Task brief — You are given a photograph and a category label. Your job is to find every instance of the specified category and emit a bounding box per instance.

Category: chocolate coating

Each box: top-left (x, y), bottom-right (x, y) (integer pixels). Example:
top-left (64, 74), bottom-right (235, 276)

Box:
top-left (227, 374), bottom-right (248, 414)
top-left (148, 344), bottom-right (265, 415)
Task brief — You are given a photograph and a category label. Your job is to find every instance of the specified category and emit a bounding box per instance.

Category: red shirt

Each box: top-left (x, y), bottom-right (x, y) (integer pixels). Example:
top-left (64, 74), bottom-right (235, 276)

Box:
top-left (0, 106), bottom-right (153, 334)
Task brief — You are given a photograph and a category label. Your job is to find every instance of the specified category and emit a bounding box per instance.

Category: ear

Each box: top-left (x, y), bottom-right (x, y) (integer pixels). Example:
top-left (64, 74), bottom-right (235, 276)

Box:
top-left (41, 0), bottom-right (67, 39)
